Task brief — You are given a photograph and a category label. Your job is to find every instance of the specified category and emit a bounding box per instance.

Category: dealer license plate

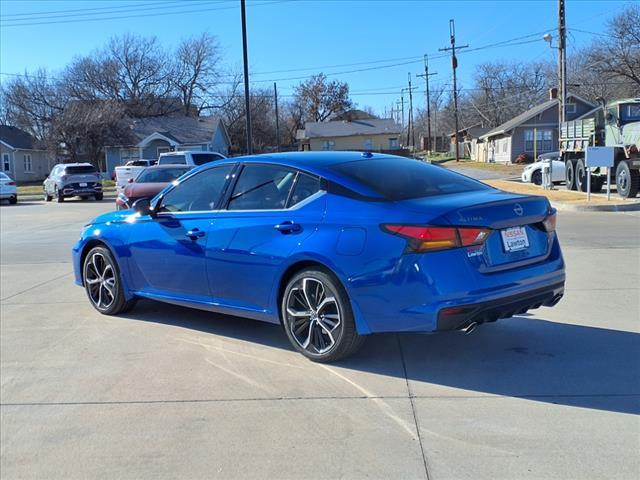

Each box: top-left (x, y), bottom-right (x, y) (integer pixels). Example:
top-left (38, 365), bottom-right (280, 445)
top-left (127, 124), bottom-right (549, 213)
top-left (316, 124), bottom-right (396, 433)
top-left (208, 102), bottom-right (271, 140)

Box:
top-left (501, 226), bottom-right (529, 252)
top-left (79, 182), bottom-right (87, 187)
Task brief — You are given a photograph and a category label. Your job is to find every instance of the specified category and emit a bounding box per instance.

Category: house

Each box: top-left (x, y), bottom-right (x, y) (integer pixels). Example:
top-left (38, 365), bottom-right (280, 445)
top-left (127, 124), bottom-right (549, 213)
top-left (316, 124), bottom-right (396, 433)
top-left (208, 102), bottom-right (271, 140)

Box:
top-left (296, 116), bottom-right (402, 152)
top-left (104, 116), bottom-right (230, 173)
top-left (0, 126), bottom-right (53, 182)
top-left (478, 92), bottom-right (596, 163)
top-left (448, 126), bottom-right (492, 160)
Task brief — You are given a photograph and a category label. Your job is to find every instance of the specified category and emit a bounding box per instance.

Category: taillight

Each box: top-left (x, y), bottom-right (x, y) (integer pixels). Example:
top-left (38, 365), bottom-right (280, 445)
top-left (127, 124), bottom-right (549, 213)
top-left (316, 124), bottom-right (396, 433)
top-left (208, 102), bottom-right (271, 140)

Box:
top-left (382, 224), bottom-right (491, 252)
top-left (542, 211), bottom-right (557, 232)
top-left (7, 181), bottom-right (16, 186)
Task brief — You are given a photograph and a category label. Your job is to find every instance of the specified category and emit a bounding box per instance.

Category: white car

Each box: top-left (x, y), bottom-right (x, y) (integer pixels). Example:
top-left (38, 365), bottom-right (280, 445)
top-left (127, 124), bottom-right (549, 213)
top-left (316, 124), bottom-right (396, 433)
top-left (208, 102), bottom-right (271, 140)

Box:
top-left (157, 150), bottom-right (226, 167)
top-left (522, 153), bottom-right (566, 185)
top-left (0, 172), bottom-right (18, 204)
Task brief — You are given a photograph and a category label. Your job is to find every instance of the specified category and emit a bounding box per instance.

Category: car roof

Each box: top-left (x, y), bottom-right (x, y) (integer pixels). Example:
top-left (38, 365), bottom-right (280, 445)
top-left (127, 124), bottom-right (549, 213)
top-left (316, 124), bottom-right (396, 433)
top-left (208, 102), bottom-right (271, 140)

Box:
top-left (142, 164), bottom-right (191, 170)
top-left (193, 151), bottom-right (410, 198)
top-left (59, 162), bottom-right (95, 168)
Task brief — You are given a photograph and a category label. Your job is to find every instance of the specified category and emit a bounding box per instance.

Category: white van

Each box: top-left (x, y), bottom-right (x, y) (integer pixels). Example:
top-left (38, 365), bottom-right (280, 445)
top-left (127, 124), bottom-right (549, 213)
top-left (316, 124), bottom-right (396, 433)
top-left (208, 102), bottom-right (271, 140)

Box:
top-left (157, 151), bottom-right (226, 167)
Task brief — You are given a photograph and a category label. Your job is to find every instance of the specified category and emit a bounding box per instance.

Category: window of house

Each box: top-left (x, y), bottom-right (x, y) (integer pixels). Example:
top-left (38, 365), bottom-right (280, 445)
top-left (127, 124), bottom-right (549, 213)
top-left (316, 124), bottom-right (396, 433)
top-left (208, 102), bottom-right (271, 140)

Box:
top-left (389, 138), bottom-right (399, 149)
top-left (23, 154), bottom-right (32, 173)
top-left (524, 129), bottom-right (553, 152)
top-left (2, 153), bottom-right (10, 172)
top-left (322, 140), bottom-right (335, 151)
top-left (502, 139), bottom-right (508, 153)
top-left (565, 103), bottom-right (576, 114)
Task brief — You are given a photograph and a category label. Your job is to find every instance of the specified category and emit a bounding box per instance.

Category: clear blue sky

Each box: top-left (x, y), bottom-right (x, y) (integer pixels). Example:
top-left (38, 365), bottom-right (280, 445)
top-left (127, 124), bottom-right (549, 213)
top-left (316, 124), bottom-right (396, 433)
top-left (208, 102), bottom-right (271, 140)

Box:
top-left (0, 0), bottom-right (629, 114)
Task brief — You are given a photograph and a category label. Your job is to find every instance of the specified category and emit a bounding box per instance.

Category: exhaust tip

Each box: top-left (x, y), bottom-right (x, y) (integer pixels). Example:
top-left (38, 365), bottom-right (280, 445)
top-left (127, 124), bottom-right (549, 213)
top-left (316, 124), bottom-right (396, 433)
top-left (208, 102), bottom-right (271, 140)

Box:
top-left (459, 322), bottom-right (478, 335)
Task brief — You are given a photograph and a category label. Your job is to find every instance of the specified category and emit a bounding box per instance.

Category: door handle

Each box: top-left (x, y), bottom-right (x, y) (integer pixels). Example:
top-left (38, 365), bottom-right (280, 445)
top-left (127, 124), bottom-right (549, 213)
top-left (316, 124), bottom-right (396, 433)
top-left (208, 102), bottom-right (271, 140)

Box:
top-left (186, 228), bottom-right (205, 240)
top-left (274, 221), bottom-right (302, 234)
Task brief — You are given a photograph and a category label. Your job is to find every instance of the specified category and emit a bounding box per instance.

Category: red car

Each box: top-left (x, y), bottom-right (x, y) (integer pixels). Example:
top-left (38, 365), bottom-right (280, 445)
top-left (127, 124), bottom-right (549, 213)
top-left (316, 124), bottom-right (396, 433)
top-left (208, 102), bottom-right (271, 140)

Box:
top-left (116, 165), bottom-right (191, 210)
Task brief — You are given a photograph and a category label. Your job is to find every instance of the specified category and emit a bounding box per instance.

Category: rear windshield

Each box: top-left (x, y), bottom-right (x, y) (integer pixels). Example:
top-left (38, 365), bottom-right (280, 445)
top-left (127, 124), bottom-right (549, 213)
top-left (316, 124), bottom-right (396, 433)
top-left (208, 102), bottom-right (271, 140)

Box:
top-left (64, 165), bottom-right (97, 174)
top-left (192, 153), bottom-right (223, 165)
top-left (158, 154), bottom-right (186, 165)
top-left (136, 167), bottom-right (189, 183)
top-left (330, 158), bottom-right (488, 201)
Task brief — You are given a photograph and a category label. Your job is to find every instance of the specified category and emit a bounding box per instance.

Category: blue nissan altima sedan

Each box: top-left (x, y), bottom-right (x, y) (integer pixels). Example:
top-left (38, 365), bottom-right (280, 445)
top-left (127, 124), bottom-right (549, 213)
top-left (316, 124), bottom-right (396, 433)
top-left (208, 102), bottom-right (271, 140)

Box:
top-left (72, 152), bottom-right (565, 362)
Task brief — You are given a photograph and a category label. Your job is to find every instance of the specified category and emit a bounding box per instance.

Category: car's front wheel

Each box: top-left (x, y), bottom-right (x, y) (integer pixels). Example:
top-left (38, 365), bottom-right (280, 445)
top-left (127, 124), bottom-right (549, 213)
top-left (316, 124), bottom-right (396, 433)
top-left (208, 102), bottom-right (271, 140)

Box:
top-left (282, 268), bottom-right (364, 362)
top-left (83, 246), bottom-right (136, 315)
top-left (531, 170), bottom-right (542, 186)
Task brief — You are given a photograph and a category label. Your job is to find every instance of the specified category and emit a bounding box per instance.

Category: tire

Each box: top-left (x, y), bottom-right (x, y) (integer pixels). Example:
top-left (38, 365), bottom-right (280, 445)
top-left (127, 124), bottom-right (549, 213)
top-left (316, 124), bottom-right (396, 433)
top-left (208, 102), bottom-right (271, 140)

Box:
top-left (83, 246), bottom-right (137, 315)
top-left (575, 159), bottom-right (588, 192)
top-left (591, 176), bottom-right (604, 194)
top-left (9, 195), bottom-right (17, 205)
top-left (281, 268), bottom-right (364, 363)
top-left (565, 159), bottom-right (577, 190)
top-left (56, 187), bottom-right (64, 202)
top-left (616, 161), bottom-right (640, 199)
top-left (95, 193), bottom-right (103, 201)
top-left (531, 170), bottom-right (542, 186)
top-left (44, 190), bottom-right (52, 202)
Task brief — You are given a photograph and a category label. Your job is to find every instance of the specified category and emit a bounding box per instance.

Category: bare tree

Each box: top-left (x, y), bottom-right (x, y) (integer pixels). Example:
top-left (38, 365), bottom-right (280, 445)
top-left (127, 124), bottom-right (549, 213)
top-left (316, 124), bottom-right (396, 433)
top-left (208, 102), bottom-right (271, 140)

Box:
top-left (293, 74), bottom-right (353, 122)
top-left (172, 33), bottom-right (222, 115)
top-left (583, 4), bottom-right (640, 95)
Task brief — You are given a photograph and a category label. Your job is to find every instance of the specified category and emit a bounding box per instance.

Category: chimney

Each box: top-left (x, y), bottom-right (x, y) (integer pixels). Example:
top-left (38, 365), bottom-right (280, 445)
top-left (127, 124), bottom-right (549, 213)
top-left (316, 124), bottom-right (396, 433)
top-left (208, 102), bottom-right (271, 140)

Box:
top-left (549, 87), bottom-right (558, 100)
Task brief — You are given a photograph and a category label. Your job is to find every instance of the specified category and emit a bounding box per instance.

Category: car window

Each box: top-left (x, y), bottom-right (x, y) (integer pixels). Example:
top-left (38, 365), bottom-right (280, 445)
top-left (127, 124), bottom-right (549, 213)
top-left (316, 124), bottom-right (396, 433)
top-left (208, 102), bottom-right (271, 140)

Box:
top-left (65, 165), bottom-right (97, 174)
top-left (288, 172), bottom-right (322, 207)
top-left (191, 153), bottom-right (224, 166)
top-left (0, 172), bottom-right (8, 180)
top-left (158, 165), bottom-right (234, 213)
top-left (159, 154), bottom-right (187, 165)
top-left (228, 164), bottom-right (296, 211)
top-left (330, 157), bottom-right (489, 201)
top-left (136, 168), bottom-right (189, 183)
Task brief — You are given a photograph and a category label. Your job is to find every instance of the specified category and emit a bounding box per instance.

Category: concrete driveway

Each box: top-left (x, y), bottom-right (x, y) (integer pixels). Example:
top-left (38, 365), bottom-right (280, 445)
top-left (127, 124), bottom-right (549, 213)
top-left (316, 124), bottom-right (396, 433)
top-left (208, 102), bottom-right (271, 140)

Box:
top-left (1, 199), bottom-right (638, 479)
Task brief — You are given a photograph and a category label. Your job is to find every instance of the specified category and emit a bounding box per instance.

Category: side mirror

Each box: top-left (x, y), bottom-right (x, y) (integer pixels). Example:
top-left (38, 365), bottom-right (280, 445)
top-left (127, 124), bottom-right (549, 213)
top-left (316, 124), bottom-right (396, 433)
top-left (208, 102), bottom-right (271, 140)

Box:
top-left (132, 198), bottom-right (154, 216)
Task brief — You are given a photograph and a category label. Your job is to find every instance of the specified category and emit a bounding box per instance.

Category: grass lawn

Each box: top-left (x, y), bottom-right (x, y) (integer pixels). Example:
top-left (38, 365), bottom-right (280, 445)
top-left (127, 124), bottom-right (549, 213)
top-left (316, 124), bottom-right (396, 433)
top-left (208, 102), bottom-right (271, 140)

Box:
top-left (18, 180), bottom-right (116, 196)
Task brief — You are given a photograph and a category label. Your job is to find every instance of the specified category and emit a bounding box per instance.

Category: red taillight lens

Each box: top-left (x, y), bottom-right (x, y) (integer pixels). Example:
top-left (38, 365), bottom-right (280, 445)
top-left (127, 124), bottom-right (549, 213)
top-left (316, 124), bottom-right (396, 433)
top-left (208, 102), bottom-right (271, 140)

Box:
top-left (7, 181), bottom-right (16, 186)
top-left (542, 211), bottom-right (557, 232)
top-left (383, 225), bottom-right (491, 252)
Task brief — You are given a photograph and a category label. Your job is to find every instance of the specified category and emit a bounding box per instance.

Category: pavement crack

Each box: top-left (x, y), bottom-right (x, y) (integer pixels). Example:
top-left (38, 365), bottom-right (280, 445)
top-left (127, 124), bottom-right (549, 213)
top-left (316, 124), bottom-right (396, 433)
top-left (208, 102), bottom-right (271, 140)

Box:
top-left (0, 272), bottom-right (72, 302)
top-left (397, 335), bottom-right (431, 480)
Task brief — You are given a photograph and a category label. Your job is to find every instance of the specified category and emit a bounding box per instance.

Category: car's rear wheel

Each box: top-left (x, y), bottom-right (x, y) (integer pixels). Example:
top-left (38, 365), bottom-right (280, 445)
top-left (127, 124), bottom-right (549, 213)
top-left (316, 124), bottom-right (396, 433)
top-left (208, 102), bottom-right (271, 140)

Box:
top-left (282, 269), bottom-right (364, 362)
top-left (55, 187), bottom-right (64, 202)
top-left (616, 161), bottom-right (639, 198)
top-left (9, 195), bottom-right (17, 205)
top-left (44, 189), bottom-right (52, 202)
top-left (95, 193), bottom-right (103, 201)
top-left (531, 170), bottom-right (542, 186)
top-left (83, 246), bottom-right (136, 315)
top-left (566, 159), bottom-right (577, 190)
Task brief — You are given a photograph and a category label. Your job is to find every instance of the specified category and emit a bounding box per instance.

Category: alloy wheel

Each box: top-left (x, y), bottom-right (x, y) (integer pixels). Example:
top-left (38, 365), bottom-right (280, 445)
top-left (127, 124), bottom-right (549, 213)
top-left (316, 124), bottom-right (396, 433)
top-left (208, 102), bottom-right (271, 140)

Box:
top-left (84, 252), bottom-right (116, 310)
top-left (285, 277), bottom-right (341, 355)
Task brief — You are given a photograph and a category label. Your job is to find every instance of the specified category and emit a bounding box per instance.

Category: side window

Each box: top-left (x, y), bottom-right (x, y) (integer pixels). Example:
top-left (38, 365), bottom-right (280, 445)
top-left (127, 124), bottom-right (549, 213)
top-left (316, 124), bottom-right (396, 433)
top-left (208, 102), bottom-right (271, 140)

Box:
top-left (289, 172), bottom-right (321, 207)
top-left (228, 164), bottom-right (295, 211)
top-left (159, 154), bottom-right (186, 165)
top-left (159, 165), bottom-right (234, 213)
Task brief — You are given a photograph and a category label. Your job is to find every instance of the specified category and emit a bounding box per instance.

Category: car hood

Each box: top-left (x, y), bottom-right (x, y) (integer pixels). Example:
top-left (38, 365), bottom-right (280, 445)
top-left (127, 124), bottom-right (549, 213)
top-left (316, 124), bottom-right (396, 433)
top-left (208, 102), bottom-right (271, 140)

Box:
top-left (124, 182), bottom-right (168, 198)
top-left (89, 209), bottom-right (136, 226)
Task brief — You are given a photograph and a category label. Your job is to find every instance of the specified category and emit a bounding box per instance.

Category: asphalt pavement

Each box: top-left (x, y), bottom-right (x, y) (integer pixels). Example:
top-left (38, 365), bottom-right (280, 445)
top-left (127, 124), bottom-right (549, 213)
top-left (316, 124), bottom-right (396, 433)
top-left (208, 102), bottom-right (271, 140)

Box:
top-left (1, 198), bottom-right (639, 479)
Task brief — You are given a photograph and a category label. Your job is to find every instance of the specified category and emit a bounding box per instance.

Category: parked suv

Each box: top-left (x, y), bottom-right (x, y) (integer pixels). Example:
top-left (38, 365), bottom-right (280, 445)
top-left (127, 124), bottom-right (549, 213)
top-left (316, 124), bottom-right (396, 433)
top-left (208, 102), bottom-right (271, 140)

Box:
top-left (157, 150), bottom-right (226, 167)
top-left (44, 163), bottom-right (103, 202)
top-left (0, 172), bottom-right (17, 204)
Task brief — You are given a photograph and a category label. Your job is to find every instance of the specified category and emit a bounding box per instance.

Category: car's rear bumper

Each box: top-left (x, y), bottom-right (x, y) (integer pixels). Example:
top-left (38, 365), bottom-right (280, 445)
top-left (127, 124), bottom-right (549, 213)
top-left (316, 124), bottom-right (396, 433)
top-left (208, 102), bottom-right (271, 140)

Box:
top-left (62, 184), bottom-right (102, 197)
top-left (436, 281), bottom-right (564, 331)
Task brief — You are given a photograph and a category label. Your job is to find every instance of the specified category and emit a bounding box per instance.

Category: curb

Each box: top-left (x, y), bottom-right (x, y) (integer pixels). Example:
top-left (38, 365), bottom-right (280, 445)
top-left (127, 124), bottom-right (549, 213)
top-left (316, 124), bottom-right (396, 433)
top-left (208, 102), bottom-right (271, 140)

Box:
top-left (19, 193), bottom-right (117, 202)
top-left (550, 201), bottom-right (640, 212)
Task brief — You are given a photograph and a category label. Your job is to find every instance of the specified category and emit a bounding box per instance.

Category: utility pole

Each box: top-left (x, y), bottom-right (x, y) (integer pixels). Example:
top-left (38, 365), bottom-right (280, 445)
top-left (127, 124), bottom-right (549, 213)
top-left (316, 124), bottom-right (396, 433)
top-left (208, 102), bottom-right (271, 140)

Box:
top-left (558, 0), bottom-right (567, 127)
top-left (397, 96), bottom-right (405, 130)
top-left (407, 73), bottom-right (415, 150)
top-left (274, 82), bottom-right (280, 152)
top-left (439, 19), bottom-right (468, 162)
top-left (416, 54), bottom-right (437, 152)
top-left (240, 0), bottom-right (252, 154)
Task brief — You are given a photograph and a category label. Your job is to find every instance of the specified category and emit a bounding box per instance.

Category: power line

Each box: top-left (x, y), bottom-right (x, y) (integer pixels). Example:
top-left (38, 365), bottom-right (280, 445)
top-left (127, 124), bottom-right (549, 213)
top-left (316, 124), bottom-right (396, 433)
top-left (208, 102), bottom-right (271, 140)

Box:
top-left (0, 0), bottom-right (290, 27)
top-left (0, 0), bottom-right (187, 18)
top-left (0, 1), bottom-right (220, 22)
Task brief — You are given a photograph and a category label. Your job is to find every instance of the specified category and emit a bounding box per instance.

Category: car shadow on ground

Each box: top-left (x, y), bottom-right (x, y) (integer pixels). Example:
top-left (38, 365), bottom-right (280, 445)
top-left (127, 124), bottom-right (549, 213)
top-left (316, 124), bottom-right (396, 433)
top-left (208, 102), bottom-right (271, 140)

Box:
top-left (122, 299), bottom-right (639, 415)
